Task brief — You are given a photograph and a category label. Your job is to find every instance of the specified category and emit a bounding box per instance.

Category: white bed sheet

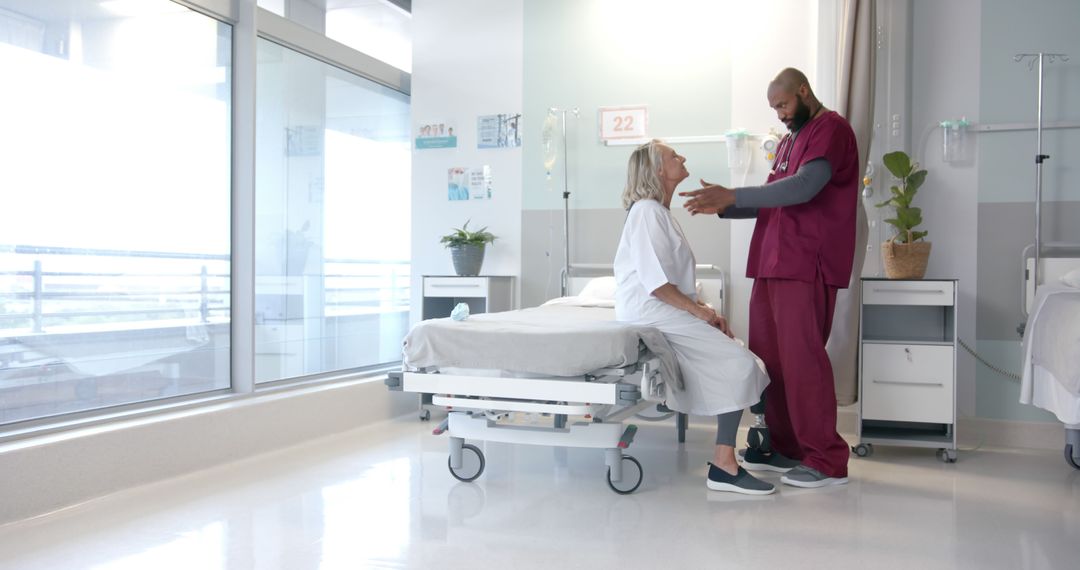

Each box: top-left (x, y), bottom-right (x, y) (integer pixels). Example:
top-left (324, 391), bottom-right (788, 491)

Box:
top-left (402, 298), bottom-right (682, 388)
top-left (1020, 284), bottom-right (1080, 423)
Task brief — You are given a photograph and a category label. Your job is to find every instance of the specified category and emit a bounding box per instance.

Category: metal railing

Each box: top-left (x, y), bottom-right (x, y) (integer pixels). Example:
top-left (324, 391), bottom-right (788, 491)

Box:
top-left (0, 245), bottom-right (410, 334)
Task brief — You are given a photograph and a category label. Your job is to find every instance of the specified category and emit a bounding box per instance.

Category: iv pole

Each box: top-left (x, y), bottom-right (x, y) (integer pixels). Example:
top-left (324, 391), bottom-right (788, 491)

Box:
top-left (550, 107), bottom-right (579, 296)
top-left (1014, 52), bottom-right (1068, 297)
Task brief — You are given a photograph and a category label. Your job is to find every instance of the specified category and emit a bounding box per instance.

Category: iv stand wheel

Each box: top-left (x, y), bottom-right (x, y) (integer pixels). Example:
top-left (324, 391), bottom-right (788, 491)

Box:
top-left (852, 443), bottom-right (874, 458)
top-left (937, 448), bottom-right (958, 463)
top-left (606, 455), bottom-right (644, 495)
top-left (419, 409), bottom-right (431, 421)
top-left (1065, 444), bottom-right (1080, 470)
top-left (448, 444), bottom-right (486, 482)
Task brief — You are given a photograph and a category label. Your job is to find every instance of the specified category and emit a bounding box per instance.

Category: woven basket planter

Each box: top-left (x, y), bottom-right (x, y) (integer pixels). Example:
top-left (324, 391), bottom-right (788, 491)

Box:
top-left (882, 241), bottom-right (932, 279)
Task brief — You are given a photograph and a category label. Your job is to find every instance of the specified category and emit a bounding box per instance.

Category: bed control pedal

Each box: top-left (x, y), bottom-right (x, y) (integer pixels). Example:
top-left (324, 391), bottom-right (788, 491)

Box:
top-left (385, 371), bottom-right (403, 390)
top-left (618, 424), bottom-right (638, 449)
top-left (432, 418), bottom-right (449, 436)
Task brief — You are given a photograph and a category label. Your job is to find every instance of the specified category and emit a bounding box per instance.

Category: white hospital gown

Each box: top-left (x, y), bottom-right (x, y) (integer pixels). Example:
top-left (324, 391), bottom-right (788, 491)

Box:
top-left (614, 199), bottom-right (769, 416)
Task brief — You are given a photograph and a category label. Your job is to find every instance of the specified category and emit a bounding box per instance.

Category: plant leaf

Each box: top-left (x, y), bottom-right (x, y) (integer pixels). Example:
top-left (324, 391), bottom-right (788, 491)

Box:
top-left (883, 151), bottom-right (912, 178)
top-left (911, 230), bottom-right (928, 241)
top-left (907, 169), bottom-right (927, 192)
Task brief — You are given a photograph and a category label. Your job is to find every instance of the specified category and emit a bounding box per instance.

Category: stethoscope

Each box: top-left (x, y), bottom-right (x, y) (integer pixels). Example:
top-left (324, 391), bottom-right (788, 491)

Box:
top-left (771, 130), bottom-right (799, 175)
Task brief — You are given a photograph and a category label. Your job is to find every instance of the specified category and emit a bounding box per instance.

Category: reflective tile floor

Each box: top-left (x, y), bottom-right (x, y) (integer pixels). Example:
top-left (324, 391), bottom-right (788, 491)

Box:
top-left (1, 414), bottom-right (1078, 570)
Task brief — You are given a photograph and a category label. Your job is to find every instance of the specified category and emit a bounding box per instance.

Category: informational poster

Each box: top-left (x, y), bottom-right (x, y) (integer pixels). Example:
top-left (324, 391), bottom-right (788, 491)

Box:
top-left (477, 113), bottom-right (522, 148)
top-left (448, 166), bottom-right (492, 201)
top-left (598, 105), bottom-right (648, 141)
top-left (416, 120), bottom-right (457, 149)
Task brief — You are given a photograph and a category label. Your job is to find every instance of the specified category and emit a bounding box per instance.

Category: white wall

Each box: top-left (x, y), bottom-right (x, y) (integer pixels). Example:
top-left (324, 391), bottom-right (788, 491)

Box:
top-left (410, 0), bottom-right (524, 322)
top-left (726, 2), bottom-right (823, 340)
top-left (910, 0), bottom-right (981, 418)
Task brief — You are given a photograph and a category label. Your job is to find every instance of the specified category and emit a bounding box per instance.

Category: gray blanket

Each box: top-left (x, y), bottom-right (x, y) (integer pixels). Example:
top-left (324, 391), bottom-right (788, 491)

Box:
top-left (403, 304), bottom-right (683, 390)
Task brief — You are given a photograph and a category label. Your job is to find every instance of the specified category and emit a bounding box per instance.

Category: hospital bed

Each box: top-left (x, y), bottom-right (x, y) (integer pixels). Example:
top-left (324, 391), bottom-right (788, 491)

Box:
top-left (386, 266), bottom-right (727, 493)
top-left (1019, 248), bottom-right (1080, 470)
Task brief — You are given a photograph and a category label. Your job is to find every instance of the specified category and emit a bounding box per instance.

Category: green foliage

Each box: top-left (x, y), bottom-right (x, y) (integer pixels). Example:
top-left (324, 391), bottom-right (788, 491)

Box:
top-left (440, 220), bottom-right (497, 248)
top-left (875, 150), bottom-right (929, 243)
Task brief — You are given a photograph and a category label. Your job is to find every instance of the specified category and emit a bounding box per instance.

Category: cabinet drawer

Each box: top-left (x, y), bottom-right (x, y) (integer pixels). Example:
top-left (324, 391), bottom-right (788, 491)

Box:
top-left (862, 343), bottom-right (954, 423)
top-left (424, 277), bottom-right (489, 298)
top-left (863, 281), bottom-right (954, 306)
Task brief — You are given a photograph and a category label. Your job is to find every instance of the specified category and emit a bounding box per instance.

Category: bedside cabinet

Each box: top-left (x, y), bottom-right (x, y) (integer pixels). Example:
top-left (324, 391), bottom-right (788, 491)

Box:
top-left (854, 278), bottom-right (958, 463)
top-left (421, 275), bottom-right (514, 320)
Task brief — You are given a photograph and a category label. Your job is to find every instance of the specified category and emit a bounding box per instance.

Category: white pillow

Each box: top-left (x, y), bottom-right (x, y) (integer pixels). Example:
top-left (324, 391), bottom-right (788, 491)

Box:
top-left (578, 276), bottom-right (618, 300)
top-left (1061, 267), bottom-right (1080, 288)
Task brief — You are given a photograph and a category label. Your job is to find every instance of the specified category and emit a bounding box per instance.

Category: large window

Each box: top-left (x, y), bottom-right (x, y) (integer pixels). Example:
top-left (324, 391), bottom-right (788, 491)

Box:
top-left (0, 0), bottom-right (232, 424)
top-left (254, 39), bottom-right (410, 383)
top-left (258, 0), bottom-right (412, 72)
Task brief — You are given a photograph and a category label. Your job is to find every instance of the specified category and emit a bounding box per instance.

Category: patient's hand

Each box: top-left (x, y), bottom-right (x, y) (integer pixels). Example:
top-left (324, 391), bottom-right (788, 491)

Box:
top-left (695, 305), bottom-right (734, 338)
top-left (679, 179), bottom-right (736, 215)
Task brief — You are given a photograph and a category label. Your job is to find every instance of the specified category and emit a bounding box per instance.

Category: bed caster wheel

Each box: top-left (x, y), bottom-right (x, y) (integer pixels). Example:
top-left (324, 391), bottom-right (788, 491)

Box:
top-left (1064, 444), bottom-right (1079, 470)
top-left (937, 448), bottom-right (957, 463)
top-left (448, 444), bottom-right (485, 482)
top-left (606, 455), bottom-right (643, 495)
top-left (419, 409), bottom-right (431, 421)
top-left (852, 443), bottom-right (873, 458)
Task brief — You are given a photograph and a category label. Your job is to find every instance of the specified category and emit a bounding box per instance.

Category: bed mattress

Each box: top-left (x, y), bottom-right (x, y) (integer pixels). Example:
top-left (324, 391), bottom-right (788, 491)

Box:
top-left (402, 302), bottom-right (681, 388)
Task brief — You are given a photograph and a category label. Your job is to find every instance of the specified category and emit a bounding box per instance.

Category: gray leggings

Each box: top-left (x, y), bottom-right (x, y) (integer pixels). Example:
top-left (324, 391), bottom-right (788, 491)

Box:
top-left (716, 409), bottom-right (744, 446)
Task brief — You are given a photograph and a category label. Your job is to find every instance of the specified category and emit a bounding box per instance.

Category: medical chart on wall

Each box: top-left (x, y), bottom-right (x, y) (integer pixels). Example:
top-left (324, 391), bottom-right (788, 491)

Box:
top-left (416, 120), bottom-right (457, 149)
top-left (448, 166), bottom-right (493, 201)
top-left (477, 113), bottom-right (521, 148)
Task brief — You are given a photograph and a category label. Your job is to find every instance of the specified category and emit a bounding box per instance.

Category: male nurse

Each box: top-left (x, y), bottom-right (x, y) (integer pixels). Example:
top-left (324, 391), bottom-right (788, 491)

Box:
top-left (680, 67), bottom-right (859, 488)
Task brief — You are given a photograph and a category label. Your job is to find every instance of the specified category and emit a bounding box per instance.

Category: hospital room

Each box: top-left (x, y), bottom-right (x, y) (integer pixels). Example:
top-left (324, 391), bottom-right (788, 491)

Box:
top-left (1, 0), bottom-right (1079, 568)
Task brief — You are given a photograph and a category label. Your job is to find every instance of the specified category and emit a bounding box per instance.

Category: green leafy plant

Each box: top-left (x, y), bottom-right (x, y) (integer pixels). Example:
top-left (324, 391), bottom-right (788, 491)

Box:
top-left (876, 150), bottom-right (928, 244)
top-left (439, 220), bottom-right (496, 248)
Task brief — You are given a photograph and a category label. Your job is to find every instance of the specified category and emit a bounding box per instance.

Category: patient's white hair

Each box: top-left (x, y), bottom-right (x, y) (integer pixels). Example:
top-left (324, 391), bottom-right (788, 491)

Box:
top-left (621, 139), bottom-right (667, 209)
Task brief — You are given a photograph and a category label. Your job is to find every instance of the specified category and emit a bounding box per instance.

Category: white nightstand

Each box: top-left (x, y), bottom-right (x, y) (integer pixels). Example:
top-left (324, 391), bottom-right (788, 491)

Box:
top-left (854, 278), bottom-right (958, 463)
top-left (421, 275), bottom-right (514, 320)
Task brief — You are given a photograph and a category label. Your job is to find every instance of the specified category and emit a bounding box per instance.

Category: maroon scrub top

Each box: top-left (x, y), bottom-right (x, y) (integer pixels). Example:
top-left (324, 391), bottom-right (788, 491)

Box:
top-left (746, 110), bottom-right (859, 288)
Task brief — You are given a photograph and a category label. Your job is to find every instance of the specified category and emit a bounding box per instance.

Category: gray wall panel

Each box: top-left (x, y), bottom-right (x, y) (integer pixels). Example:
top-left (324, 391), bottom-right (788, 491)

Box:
top-left (977, 201), bottom-right (1080, 340)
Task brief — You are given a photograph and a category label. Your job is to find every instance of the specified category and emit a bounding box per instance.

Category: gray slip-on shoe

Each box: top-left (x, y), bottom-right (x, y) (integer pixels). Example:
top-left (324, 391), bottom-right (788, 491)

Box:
top-left (738, 448), bottom-right (801, 473)
top-left (780, 464), bottom-right (849, 488)
top-left (706, 463), bottom-right (776, 495)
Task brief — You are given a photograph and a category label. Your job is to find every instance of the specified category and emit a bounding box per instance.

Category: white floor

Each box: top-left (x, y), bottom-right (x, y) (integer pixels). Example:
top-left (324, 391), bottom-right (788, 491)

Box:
top-left (1, 413), bottom-right (1078, 570)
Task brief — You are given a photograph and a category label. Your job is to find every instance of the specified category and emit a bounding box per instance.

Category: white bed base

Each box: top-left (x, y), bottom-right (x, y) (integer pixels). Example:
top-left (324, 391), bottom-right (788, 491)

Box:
top-left (387, 360), bottom-right (667, 493)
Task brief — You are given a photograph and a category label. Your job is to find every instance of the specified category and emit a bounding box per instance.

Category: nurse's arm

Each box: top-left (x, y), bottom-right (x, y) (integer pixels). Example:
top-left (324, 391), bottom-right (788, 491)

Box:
top-left (733, 158), bottom-right (832, 208)
top-left (651, 283), bottom-right (733, 337)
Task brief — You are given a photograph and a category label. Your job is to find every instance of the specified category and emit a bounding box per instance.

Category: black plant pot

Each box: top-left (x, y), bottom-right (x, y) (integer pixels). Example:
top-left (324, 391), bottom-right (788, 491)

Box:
top-left (450, 244), bottom-right (485, 276)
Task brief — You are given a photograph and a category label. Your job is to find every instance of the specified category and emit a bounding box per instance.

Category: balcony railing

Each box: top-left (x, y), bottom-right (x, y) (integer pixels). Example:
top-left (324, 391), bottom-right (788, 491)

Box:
top-left (0, 244), bottom-right (410, 334)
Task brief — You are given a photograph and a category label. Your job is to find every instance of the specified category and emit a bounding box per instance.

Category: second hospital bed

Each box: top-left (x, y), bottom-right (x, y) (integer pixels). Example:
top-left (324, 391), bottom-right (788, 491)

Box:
top-left (1019, 261), bottom-right (1080, 470)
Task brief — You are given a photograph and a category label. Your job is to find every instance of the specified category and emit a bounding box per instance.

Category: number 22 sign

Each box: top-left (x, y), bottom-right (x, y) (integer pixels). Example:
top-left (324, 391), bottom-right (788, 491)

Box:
top-left (598, 105), bottom-right (648, 141)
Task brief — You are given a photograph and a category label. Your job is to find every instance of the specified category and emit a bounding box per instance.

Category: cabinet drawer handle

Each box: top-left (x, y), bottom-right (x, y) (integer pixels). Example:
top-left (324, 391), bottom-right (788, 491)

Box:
top-left (871, 288), bottom-right (946, 294)
top-left (430, 284), bottom-right (480, 288)
top-left (872, 379), bottom-right (944, 387)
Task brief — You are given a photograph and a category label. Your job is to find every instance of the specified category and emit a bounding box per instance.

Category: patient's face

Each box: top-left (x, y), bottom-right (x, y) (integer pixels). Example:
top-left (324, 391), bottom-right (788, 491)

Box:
top-left (658, 144), bottom-right (688, 185)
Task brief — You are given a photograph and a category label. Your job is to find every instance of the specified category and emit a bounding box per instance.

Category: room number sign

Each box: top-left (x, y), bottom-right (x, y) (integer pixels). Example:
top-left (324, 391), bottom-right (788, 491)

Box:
top-left (598, 105), bottom-right (648, 141)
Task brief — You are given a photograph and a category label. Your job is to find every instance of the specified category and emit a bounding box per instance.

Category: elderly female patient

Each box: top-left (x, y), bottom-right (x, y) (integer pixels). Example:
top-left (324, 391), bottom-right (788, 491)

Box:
top-left (614, 140), bottom-right (773, 495)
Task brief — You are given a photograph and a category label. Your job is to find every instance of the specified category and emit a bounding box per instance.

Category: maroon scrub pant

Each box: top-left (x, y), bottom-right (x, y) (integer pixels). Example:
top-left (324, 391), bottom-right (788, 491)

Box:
top-left (749, 273), bottom-right (849, 478)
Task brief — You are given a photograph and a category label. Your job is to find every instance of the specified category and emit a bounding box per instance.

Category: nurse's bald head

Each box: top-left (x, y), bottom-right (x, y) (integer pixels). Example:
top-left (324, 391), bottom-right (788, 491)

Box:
top-left (768, 68), bottom-right (814, 98)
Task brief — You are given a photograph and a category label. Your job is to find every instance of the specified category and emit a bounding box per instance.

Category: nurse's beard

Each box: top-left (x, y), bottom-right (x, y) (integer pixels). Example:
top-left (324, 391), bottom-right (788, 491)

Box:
top-left (787, 96), bottom-right (813, 132)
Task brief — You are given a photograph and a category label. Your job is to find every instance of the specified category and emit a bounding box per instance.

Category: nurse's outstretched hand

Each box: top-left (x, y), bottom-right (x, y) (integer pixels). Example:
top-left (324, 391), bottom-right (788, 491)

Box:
top-left (679, 179), bottom-right (736, 216)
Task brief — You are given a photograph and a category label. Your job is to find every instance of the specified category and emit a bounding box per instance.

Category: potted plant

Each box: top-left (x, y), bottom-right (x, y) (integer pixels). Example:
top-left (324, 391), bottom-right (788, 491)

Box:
top-left (876, 150), bottom-right (931, 279)
top-left (440, 220), bottom-right (496, 276)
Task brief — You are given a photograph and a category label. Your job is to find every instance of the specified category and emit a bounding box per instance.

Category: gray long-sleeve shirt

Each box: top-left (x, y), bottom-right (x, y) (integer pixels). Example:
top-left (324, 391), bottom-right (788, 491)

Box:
top-left (719, 158), bottom-right (832, 219)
